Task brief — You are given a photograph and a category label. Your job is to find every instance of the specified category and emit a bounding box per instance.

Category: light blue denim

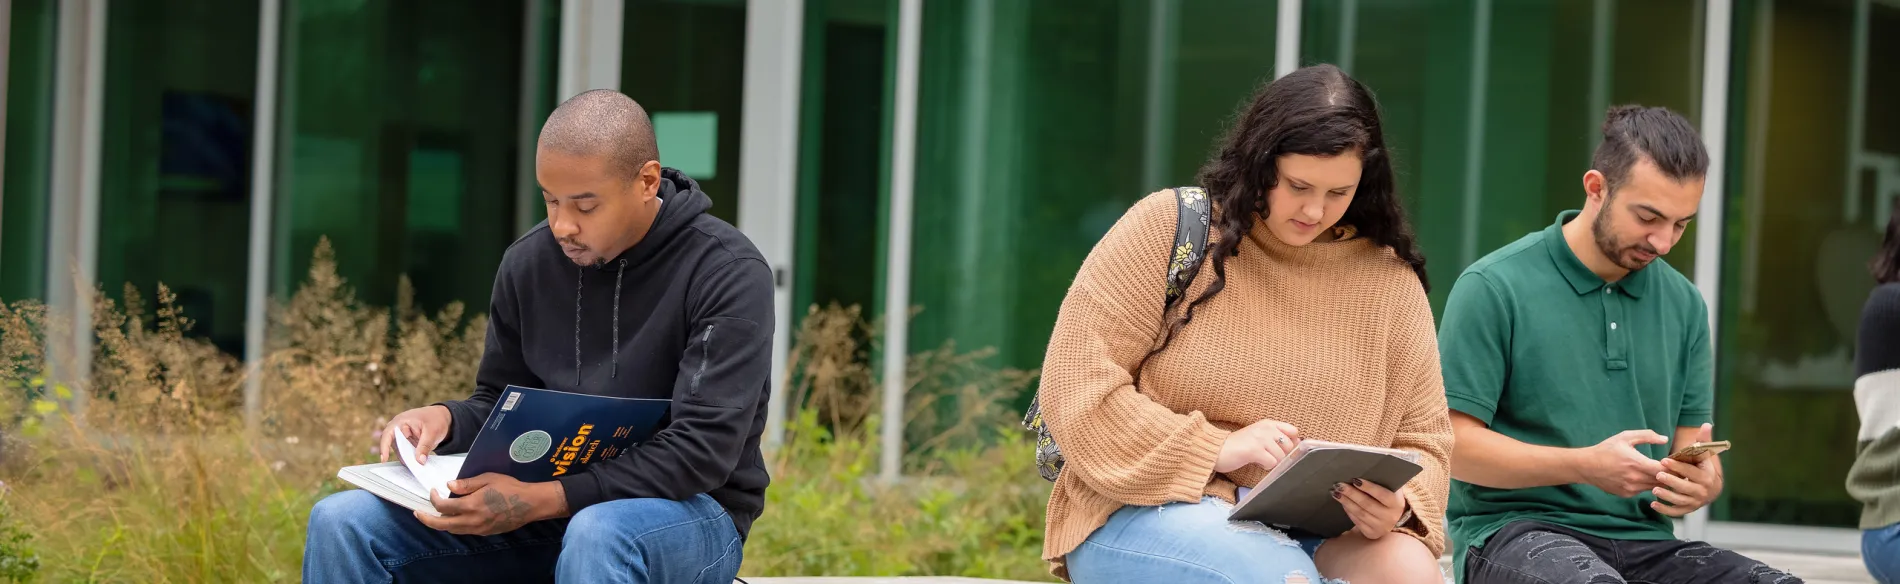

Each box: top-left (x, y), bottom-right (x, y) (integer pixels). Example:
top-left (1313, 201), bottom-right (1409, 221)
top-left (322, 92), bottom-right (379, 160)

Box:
top-left (302, 489), bottom-right (742, 584)
top-left (1065, 496), bottom-right (1345, 584)
top-left (1867, 523), bottom-right (1900, 584)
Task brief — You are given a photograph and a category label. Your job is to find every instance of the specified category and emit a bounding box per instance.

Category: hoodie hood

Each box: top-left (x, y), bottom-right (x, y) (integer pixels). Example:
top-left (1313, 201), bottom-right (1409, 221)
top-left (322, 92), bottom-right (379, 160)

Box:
top-left (598, 168), bottom-right (714, 272)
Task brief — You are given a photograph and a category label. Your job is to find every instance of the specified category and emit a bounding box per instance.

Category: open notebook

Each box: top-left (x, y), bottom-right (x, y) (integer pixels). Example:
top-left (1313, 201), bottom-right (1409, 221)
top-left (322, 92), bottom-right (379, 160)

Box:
top-left (337, 434), bottom-right (467, 516)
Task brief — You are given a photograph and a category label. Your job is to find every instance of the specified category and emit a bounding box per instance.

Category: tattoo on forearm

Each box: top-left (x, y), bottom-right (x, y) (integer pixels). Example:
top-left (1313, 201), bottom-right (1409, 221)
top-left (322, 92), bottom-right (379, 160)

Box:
top-left (479, 489), bottom-right (536, 533)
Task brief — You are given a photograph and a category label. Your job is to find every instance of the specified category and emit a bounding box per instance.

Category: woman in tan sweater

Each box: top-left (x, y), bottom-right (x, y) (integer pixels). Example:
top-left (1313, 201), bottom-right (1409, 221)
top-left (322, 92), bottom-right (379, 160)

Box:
top-left (1038, 64), bottom-right (1452, 583)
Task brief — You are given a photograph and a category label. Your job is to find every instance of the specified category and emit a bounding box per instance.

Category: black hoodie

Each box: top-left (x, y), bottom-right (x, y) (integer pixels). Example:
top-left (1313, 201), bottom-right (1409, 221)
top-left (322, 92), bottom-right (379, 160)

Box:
top-left (436, 169), bottom-right (774, 537)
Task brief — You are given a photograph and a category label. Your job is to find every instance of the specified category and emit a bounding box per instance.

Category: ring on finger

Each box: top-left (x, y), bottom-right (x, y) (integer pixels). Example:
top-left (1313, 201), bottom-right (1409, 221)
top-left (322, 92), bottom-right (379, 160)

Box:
top-left (1274, 436), bottom-right (1288, 446)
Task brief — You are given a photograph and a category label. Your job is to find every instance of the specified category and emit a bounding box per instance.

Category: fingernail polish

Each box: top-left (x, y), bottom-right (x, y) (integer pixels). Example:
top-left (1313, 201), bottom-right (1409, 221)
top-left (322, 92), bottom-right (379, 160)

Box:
top-left (1351, 478), bottom-right (1364, 487)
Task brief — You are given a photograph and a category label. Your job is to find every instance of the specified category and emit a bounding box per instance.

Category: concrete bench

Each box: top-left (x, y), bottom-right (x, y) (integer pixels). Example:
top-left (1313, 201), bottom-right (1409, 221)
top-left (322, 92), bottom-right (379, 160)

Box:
top-left (735, 549), bottom-right (1875, 584)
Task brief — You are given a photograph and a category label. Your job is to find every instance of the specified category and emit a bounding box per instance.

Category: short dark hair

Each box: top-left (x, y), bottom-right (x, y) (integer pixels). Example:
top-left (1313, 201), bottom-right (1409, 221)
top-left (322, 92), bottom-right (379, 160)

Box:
top-left (537, 89), bottom-right (659, 181)
top-left (1591, 105), bottom-right (1709, 194)
top-left (1876, 197), bottom-right (1900, 284)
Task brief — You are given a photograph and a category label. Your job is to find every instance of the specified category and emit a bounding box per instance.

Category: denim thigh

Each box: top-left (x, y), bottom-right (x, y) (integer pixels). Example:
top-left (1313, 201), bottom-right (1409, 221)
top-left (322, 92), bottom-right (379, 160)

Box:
top-left (1867, 523), bottom-right (1900, 584)
top-left (1066, 496), bottom-right (1338, 584)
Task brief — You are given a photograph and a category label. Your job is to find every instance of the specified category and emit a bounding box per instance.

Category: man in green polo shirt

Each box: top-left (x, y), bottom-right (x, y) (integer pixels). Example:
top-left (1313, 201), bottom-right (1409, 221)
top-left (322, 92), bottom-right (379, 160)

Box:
top-left (1439, 106), bottom-right (1802, 583)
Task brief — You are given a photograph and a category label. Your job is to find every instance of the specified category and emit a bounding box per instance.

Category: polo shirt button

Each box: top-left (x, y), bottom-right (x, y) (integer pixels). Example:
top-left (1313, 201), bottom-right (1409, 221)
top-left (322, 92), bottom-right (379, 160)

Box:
top-left (1611, 322), bottom-right (1619, 330)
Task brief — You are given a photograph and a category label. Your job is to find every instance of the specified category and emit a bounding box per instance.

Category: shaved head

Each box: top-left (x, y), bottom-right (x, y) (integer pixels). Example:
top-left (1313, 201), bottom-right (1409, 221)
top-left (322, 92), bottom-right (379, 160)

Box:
top-left (536, 89), bottom-right (667, 266)
top-left (537, 89), bottom-right (660, 181)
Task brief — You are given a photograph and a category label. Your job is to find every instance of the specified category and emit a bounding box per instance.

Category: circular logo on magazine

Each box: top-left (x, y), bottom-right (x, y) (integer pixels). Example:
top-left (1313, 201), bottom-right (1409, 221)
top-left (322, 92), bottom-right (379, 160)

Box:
top-left (510, 430), bottom-right (553, 463)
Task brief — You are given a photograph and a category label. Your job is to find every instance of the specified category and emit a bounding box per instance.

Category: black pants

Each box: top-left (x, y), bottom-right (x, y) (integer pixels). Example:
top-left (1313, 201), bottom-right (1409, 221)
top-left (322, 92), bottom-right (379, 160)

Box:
top-left (1464, 520), bottom-right (1804, 584)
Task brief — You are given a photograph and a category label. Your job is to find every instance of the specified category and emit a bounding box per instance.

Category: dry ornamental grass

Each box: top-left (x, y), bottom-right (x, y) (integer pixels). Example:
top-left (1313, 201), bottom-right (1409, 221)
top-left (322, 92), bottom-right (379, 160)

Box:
top-left (0, 238), bottom-right (1054, 583)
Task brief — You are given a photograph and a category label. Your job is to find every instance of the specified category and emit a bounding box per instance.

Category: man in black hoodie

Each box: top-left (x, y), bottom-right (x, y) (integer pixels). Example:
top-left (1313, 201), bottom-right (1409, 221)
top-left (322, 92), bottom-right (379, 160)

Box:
top-left (304, 89), bottom-right (774, 584)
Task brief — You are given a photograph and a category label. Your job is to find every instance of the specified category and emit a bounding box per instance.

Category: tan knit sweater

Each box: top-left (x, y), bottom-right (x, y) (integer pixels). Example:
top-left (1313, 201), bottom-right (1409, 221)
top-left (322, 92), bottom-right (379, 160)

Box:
top-left (1038, 191), bottom-right (1453, 578)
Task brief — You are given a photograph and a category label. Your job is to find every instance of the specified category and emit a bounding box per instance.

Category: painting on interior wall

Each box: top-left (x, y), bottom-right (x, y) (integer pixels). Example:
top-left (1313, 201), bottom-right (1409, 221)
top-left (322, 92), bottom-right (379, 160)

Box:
top-left (159, 91), bottom-right (251, 202)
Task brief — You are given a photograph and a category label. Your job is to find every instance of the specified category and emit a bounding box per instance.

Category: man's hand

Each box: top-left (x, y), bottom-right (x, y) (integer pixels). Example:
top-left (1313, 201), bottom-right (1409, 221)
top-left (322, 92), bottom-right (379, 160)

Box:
top-left (1579, 429), bottom-right (1669, 497)
top-left (1653, 424), bottom-right (1724, 517)
top-left (1335, 479), bottom-right (1411, 540)
top-left (416, 473), bottom-right (569, 536)
top-left (380, 405), bottom-right (452, 464)
top-left (1215, 419), bottom-right (1301, 474)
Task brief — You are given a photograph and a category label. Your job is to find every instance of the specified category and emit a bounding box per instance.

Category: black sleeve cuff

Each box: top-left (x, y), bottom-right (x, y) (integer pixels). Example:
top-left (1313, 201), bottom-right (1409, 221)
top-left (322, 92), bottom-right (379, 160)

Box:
top-left (557, 471), bottom-right (603, 513)
top-left (431, 400), bottom-right (480, 454)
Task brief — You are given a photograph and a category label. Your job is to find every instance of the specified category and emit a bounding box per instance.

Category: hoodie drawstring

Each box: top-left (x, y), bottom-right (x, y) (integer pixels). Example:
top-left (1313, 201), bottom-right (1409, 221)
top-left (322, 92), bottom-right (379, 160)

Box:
top-left (575, 260), bottom-right (630, 386)
top-left (574, 268), bottom-right (585, 387)
top-left (613, 259), bottom-right (626, 379)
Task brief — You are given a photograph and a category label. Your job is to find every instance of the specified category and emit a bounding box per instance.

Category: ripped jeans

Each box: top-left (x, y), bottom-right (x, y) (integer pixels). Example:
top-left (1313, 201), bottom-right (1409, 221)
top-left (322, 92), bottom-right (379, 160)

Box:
top-left (1463, 520), bottom-right (1802, 584)
top-left (1066, 496), bottom-right (1344, 584)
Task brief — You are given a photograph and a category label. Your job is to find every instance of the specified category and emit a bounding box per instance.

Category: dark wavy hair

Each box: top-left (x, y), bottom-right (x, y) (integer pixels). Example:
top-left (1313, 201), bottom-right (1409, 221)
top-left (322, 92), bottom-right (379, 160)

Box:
top-left (1876, 196), bottom-right (1900, 285)
top-left (1138, 64), bottom-right (1429, 372)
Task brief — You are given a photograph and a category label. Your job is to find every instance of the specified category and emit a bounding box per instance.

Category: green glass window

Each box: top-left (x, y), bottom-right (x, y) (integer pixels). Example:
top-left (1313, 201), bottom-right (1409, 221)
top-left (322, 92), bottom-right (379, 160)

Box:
top-left (1302, 0), bottom-right (1704, 312)
top-left (1713, 0), bottom-right (1899, 527)
top-left (623, 0), bottom-right (748, 225)
top-left (275, 1), bottom-right (540, 314)
top-left (1, 0), bottom-right (59, 303)
top-left (906, 0), bottom-right (1277, 374)
top-left (97, 0), bottom-right (260, 353)
top-left (793, 0), bottom-right (894, 320)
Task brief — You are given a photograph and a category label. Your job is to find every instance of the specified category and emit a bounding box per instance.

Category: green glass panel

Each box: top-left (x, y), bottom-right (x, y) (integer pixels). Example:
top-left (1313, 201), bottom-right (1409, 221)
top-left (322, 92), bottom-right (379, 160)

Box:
top-left (1303, 0), bottom-right (1703, 313)
top-left (0, 0), bottom-right (59, 303)
top-left (623, 0), bottom-right (748, 224)
top-left (276, 1), bottom-right (529, 314)
top-left (96, 0), bottom-right (260, 354)
top-left (1713, 0), bottom-right (1898, 527)
top-left (907, 0), bottom-right (1276, 383)
top-left (792, 0), bottom-right (893, 323)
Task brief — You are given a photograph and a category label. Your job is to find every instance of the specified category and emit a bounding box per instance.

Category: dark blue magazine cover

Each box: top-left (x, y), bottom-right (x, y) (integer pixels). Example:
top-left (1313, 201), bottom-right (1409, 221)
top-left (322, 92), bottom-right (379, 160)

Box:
top-left (454, 385), bottom-right (672, 484)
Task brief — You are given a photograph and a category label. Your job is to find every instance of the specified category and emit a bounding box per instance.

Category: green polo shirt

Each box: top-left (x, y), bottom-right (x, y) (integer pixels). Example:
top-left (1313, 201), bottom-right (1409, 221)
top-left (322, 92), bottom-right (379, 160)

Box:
top-left (1440, 210), bottom-right (1712, 578)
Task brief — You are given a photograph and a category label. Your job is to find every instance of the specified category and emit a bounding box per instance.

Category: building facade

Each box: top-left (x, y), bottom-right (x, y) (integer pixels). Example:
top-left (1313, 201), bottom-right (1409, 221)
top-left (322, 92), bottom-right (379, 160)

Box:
top-left (1, 0), bottom-right (1893, 554)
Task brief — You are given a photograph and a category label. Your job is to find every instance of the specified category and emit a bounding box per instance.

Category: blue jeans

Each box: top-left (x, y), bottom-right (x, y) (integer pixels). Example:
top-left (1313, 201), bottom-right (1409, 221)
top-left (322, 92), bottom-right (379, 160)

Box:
top-left (1065, 496), bottom-right (1342, 584)
top-left (302, 489), bottom-right (743, 584)
top-left (1867, 523), bottom-right (1900, 584)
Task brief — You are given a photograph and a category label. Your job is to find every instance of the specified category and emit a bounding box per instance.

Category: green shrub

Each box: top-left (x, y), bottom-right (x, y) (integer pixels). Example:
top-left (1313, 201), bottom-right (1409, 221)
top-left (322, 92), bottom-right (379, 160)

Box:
top-left (0, 241), bottom-right (1052, 581)
top-left (744, 410), bottom-right (1051, 580)
top-left (0, 497), bottom-right (39, 583)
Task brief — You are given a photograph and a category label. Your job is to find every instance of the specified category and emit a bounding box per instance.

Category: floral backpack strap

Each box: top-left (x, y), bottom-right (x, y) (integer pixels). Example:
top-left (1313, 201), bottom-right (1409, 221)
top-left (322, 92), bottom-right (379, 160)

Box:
top-left (1165, 186), bottom-right (1213, 310)
top-left (1023, 187), bottom-right (1214, 483)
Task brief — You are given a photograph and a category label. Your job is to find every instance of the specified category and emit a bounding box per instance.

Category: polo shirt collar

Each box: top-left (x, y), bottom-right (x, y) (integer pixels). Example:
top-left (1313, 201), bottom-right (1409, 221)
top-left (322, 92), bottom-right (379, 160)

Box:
top-left (1544, 210), bottom-right (1651, 298)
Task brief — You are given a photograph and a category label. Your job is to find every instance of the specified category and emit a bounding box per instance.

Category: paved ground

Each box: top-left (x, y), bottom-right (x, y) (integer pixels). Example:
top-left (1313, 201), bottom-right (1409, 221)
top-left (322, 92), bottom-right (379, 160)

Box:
top-left (1739, 550), bottom-right (1876, 584)
top-left (743, 549), bottom-right (1876, 583)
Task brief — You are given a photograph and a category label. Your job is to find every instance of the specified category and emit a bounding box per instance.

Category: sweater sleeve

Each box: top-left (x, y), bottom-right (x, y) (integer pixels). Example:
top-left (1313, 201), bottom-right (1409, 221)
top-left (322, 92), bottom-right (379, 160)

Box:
top-left (1038, 192), bottom-right (1232, 506)
top-left (1386, 279), bottom-right (1453, 557)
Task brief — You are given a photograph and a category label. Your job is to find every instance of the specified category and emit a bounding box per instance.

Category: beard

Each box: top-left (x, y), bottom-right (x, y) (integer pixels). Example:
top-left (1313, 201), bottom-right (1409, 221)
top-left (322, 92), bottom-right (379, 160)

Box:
top-left (558, 237), bottom-right (603, 267)
top-left (1591, 205), bottom-right (1661, 271)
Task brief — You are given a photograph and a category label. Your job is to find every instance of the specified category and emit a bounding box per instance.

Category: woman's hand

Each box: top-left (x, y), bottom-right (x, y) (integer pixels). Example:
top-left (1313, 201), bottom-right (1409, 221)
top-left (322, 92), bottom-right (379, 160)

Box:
top-left (1215, 419), bottom-right (1301, 473)
top-left (1335, 479), bottom-right (1411, 539)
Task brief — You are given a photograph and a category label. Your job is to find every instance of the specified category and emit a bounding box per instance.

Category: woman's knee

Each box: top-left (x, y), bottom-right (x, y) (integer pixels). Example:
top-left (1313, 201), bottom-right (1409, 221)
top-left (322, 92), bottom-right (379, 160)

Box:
top-left (1314, 532), bottom-right (1443, 584)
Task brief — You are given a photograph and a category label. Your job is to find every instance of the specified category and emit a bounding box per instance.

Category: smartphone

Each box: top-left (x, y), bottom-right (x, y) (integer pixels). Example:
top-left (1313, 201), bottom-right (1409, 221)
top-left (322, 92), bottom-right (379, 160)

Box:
top-left (1668, 440), bottom-right (1731, 463)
